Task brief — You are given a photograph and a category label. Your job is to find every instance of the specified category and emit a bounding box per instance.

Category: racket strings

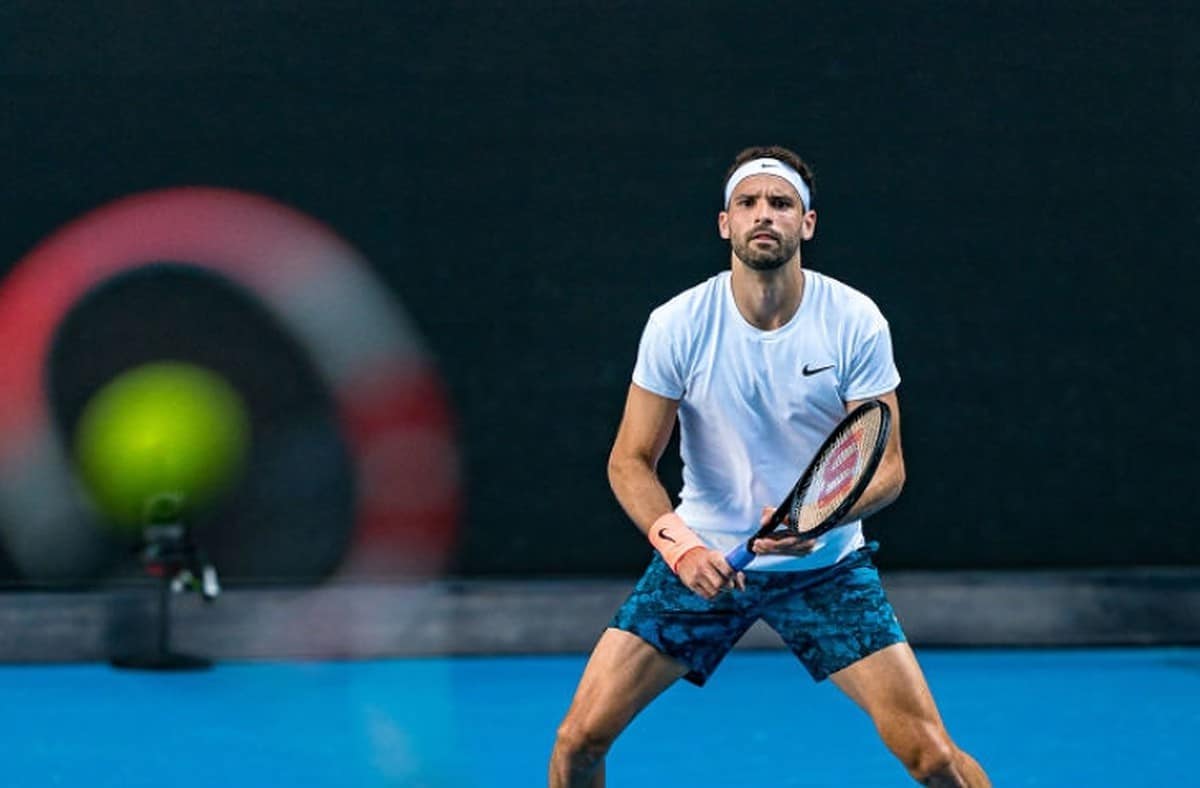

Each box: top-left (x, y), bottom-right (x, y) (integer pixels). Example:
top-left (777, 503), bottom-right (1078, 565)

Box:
top-left (794, 412), bottom-right (884, 531)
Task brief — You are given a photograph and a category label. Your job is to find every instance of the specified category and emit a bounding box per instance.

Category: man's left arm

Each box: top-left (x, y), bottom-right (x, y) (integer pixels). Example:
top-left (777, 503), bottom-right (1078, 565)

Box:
top-left (753, 390), bottom-right (905, 558)
top-left (842, 389), bottom-right (905, 522)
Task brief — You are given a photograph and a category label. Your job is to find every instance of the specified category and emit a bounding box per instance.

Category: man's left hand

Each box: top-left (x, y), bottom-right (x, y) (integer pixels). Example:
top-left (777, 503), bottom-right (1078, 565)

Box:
top-left (751, 506), bottom-right (818, 557)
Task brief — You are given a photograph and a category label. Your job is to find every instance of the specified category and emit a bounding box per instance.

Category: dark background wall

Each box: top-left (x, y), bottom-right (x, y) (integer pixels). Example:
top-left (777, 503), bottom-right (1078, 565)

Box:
top-left (1, 2), bottom-right (1196, 579)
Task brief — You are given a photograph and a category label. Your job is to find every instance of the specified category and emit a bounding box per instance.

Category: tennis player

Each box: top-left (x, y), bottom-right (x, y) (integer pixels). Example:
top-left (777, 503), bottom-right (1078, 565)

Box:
top-left (549, 146), bottom-right (990, 786)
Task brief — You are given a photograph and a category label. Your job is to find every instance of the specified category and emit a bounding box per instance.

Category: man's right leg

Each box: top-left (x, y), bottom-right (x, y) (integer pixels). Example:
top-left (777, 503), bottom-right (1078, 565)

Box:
top-left (549, 627), bottom-right (689, 788)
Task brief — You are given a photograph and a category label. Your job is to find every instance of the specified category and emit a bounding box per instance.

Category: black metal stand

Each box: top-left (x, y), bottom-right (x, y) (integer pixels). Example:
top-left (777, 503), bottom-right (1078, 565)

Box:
top-left (110, 522), bottom-right (220, 671)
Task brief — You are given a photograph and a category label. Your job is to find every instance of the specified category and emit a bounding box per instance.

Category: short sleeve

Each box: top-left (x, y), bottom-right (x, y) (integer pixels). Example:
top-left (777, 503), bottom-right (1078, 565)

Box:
top-left (631, 312), bottom-right (685, 400)
top-left (841, 316), bottom-right (901, 401)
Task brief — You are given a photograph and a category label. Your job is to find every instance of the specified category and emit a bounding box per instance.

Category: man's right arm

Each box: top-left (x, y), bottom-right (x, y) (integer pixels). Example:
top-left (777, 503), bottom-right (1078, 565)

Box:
top-left (607, 384), bottom-right (679, 530)
top-left (608, 383), bottom-right (743, 598)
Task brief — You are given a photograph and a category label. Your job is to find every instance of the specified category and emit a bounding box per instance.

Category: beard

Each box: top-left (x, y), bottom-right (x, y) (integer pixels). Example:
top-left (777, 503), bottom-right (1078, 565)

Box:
top-left (731, 231), bottom-right (801, 271)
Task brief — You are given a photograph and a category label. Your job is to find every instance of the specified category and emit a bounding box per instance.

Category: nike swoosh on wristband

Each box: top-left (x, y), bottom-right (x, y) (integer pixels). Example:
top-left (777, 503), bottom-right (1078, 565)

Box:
top-left (802, 363), bottom-right (834, 376)
top-left (657, 528), bottom-right (677, 543)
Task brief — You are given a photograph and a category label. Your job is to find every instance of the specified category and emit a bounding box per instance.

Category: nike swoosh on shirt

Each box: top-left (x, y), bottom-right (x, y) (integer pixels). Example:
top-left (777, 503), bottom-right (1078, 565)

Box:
top-left (802, 364), bottom-right (834, 376)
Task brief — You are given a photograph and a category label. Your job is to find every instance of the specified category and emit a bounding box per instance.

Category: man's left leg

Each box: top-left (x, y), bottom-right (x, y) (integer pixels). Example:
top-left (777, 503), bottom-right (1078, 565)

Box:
top-left (830, 642), bottom-right (990, 787)
top-left (757, 548), bottom-right (990, 787)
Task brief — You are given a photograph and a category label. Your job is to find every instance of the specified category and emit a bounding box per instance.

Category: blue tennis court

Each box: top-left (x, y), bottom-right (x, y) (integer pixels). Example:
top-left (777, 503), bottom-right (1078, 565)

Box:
top-left (4, 646), bottom-right (1196, 786)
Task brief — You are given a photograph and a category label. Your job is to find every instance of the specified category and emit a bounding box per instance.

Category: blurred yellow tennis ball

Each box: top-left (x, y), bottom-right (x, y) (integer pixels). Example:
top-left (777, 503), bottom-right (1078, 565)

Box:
top-left (74, 362), bottom-right (250, 530)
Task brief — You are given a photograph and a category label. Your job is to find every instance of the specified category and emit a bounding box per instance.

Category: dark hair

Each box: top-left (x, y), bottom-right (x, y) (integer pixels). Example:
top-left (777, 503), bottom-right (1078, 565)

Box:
top-left (724, 146), bottom-right (815, 207)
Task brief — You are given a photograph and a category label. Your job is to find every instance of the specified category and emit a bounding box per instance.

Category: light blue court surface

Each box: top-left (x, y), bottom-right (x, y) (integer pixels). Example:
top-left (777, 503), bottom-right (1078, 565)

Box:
top-left (3, 648), bottom-right (1197, 786)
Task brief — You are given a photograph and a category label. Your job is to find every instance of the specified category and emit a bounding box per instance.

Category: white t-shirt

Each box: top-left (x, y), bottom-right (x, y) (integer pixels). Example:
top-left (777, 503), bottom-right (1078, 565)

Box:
top-left (632, 269), bottom-right (901, 571)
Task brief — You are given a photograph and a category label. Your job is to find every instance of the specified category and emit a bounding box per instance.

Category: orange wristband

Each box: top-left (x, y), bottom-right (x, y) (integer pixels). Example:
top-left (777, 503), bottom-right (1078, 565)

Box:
top-left (647, 512), bottom-right (707, 573)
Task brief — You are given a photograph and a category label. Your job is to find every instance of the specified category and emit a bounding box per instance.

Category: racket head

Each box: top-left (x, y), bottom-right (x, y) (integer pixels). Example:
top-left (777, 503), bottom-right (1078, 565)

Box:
top-left (767, 399), bottom-right (892, 540)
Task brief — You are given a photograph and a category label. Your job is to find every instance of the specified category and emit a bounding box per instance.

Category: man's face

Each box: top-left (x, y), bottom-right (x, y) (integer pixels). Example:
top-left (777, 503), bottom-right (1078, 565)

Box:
top-left (718, 174), bottom-right (816, 271)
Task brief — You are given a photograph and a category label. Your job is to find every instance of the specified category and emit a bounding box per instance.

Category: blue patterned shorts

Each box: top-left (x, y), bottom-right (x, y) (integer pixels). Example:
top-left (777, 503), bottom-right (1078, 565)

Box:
top-left (610, 543), bottom-right (905, 686)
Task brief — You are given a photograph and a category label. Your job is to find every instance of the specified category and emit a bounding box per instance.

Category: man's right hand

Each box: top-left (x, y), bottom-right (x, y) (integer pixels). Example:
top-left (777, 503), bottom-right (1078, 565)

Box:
top-left (675, 547), bottom-right (745, 599)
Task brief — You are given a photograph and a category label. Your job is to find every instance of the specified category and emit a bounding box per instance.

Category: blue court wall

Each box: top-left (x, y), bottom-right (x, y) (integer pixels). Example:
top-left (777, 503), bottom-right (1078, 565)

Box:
top-left (0, 2), bottom-right (1196, 583)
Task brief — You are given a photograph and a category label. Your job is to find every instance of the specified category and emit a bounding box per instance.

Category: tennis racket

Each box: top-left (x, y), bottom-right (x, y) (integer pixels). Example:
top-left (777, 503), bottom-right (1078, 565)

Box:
top-left (724, 399), bottom-right (892, 571)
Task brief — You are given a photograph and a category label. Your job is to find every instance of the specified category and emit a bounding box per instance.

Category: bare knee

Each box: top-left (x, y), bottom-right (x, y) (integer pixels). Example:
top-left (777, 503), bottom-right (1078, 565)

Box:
top-left (553, 719), bottom-right (616, 770)
top-left (892, 723), bottom-right (960, 785)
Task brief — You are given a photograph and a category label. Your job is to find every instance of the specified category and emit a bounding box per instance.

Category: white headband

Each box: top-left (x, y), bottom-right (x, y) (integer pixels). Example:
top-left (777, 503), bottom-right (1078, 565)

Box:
top-left (723, 158), bottom-right (812, 211)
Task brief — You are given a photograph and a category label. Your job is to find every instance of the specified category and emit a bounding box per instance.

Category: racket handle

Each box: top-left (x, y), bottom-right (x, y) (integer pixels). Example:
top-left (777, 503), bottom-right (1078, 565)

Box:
top-left (725, 542), bottom-right (755, 572)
